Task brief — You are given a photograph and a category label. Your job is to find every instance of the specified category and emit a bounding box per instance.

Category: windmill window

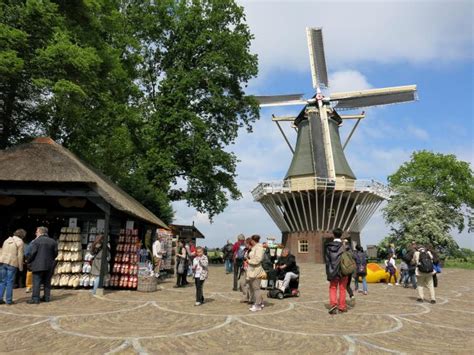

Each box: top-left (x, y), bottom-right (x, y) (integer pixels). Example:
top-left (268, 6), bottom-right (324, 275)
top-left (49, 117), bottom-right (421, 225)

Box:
top-left (328, 208), bottom-right (336, 218)
top-left (298, 240), bottom-right (309, 253)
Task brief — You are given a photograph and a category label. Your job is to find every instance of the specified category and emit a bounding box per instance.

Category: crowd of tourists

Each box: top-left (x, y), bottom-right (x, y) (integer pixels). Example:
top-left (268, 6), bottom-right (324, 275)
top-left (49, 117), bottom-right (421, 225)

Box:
top-left (325, 229), bottom-right (439, 315)
top-left (1, 226), bottom-right (439, 313)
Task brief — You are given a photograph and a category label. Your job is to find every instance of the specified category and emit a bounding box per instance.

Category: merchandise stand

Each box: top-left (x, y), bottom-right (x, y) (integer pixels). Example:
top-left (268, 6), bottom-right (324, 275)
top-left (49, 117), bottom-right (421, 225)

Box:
top-left (110, 229), bottom-right (139, 289)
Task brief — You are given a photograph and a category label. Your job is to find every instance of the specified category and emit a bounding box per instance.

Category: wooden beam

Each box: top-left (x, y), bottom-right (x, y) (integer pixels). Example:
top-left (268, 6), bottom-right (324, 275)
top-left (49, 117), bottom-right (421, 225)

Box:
top-left (340, 114), bottom-right (365, 120)
top-left (0, 188), bottom-right (99, 197)
top-left (271, 116), bottom-right (296, 122)
top-left (98, 208), bottom-right (110, 290)
top-left (274, 116), bottom-right (295, 154)
top-left (343, 118), bottom-right (362, 150)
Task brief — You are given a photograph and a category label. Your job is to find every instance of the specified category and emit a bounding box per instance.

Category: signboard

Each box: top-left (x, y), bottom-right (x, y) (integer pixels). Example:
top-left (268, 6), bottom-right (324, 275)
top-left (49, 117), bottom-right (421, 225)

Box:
top-left (126, 220), bottom-right (135, 231)
top-left (97, 219), bottom-right (105, 233)
top-left (68, 218), bottom-right (78, 228)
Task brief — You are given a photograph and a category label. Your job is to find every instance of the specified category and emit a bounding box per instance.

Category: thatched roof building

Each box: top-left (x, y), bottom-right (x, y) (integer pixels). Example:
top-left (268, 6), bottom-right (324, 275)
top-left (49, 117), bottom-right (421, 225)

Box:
top-left (0, 137), bottom-right (167, 230)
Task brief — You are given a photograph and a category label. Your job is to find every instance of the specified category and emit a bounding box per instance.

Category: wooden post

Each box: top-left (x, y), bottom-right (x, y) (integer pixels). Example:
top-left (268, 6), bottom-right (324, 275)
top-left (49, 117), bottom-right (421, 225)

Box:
top-left (98, 209), bottom-right (110, 290)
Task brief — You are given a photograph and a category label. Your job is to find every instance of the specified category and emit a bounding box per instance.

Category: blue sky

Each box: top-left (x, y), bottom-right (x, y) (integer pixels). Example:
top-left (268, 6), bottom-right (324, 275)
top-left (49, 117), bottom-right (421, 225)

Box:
top-left (173, 0), bottom-right (474, 249)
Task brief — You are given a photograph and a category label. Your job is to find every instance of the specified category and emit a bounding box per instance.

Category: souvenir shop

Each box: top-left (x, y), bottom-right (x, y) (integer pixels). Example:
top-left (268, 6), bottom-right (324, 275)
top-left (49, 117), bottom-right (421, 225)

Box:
top-left (0, 137), bottom-right (170, 291)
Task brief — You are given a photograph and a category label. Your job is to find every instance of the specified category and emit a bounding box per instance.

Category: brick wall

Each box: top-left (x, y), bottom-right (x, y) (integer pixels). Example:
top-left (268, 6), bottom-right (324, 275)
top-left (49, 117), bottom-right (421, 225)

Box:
top-left (283, 231), bottom-right (361, 263)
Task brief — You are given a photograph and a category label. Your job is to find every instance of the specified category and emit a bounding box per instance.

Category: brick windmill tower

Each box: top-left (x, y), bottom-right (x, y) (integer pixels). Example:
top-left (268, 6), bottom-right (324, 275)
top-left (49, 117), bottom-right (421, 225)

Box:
top-left (252, 27), bottom-right (417, 262)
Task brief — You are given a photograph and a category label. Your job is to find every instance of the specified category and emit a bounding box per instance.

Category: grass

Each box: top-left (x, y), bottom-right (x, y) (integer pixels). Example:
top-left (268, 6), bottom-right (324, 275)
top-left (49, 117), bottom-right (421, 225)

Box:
top-left (443, 258), bottom-right (474, 270)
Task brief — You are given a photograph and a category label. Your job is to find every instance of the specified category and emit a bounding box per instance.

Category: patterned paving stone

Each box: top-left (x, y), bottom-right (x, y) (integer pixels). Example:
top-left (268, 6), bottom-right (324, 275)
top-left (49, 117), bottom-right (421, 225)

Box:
top-left (0, 264), bottom-right (472, 354)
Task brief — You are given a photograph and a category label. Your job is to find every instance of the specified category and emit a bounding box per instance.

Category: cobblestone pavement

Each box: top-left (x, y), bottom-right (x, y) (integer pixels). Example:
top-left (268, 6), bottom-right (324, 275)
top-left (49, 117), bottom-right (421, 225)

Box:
top-left (1, 264), bottom-right (473, 354)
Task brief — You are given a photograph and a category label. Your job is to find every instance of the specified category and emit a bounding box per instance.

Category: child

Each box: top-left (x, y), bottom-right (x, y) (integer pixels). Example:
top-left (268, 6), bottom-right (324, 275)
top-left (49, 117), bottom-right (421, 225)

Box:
top-left (399, 259), bottom-right (409, 286)
top-left (384, 253), bottom-right (398, 286)
top-left (192, 246), bottom-right (208, 306)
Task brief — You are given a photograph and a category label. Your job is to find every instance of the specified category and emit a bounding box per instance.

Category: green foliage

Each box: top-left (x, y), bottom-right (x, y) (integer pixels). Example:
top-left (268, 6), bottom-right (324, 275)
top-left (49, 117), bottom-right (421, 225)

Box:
top-left (1, 0), bottom-right (259, 222)
top-left (443, 257), bottom-right (474, 270)
top-left (380, 187), bottom-right (461, 254)
top-left (388, 150), bottom-right (474, 232)
top-left (125, 0), bottom-right (259, 218)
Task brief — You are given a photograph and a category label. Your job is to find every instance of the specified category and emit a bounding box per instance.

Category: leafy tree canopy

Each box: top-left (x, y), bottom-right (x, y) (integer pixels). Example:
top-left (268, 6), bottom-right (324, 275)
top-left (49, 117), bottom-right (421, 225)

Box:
top-left (388, 150), bottom-right (474, 232)
top-left (381, 187), bottom-right (461, 253)
top-left (0, 0), bottom-right (259, 222)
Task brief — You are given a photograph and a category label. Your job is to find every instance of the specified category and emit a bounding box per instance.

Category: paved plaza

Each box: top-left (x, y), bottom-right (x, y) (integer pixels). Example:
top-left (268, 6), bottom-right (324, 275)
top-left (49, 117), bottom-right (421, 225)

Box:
top-left (0, 264), bottom-right (473, 354)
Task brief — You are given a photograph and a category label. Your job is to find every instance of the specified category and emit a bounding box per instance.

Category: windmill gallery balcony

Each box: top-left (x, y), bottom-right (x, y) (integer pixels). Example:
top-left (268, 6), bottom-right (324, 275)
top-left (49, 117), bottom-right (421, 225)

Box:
top-left (251, 177), bottom-right (390, 235)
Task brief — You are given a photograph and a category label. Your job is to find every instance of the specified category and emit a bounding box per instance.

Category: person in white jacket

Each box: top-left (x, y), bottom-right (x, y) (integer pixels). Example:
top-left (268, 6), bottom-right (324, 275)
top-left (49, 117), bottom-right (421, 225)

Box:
top-left (192, 247), bottom-right (208, 306)
top-left (0, 229), bottom-right (26, 305)
top-left (152, 237), bottom-right (162, 278)
top-left (246, 235), bottom-right (265, 312)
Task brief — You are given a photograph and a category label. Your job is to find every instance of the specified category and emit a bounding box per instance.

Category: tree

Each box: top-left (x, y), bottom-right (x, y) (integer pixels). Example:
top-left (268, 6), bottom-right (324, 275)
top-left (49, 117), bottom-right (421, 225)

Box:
top-left (388, 150), bottom-right (474, 232)
top-left (125, 0), bottom-right (259, 219)
top-left (381, 187), bottom-right (461, 254)
top-left (1, 0), bottom-right (259, 222)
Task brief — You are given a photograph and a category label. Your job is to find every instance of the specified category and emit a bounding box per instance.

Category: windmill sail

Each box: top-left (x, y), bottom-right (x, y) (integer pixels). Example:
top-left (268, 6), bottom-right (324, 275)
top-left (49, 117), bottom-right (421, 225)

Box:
top-left (331, 85), bottom-right (417, 110)
top-left (254, 94), bottom-right (306, 107)
top-left (306, 27), bottom-right (329, 89)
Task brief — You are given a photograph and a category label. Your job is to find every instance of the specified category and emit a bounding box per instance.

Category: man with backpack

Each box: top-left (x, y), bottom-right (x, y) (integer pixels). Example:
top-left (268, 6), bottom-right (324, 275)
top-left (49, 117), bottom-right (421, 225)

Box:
top-left (232, 234), bottom-right (246, 291)
top-left (414, 246), bottom-right (436, 304)
top-left (353, 245), bottom-right (368, 295)
top-left (325, 228), bottom-right (351, 314)
top-left (221, 240), bottom-right (234, 274)
top-left (403, 242), bottom-right (417, 289)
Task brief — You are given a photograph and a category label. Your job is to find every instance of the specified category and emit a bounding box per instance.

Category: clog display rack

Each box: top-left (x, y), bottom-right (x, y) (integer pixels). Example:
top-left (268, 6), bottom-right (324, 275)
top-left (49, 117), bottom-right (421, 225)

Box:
top-left (52, 227), bottom-right (85, 288)
top-left (110, 229), bottom-right (139, 289)
top-left (52, 226), bottom-right (111, 289)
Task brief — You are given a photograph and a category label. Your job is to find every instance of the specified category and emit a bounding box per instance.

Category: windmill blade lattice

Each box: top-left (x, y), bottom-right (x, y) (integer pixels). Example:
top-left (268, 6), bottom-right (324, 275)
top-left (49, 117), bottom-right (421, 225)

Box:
top-left (331, 85), bottom-right (418, 110)
top-left (254, 94), bottom-right (306, 107)
top-left (306, 27), bottom-right (329, 89)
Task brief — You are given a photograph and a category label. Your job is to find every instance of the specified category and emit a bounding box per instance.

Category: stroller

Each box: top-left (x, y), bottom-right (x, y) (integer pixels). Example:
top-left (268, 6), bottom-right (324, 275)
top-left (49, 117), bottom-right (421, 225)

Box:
top-left (266, 268), bottom-right (300, 300)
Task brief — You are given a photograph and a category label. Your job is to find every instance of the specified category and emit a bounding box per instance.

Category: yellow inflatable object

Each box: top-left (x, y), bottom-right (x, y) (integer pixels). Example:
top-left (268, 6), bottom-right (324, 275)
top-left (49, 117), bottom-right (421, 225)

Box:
top-left (362, 263), bottom-right (399, 283)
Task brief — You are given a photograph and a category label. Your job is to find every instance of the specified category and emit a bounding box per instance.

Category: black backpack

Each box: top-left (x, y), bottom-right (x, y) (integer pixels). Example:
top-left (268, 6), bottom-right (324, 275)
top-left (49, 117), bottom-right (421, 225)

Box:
top-left (355, 251), bottom-right (367, 276)
top-left (418, 250), bottom-right (434, 273)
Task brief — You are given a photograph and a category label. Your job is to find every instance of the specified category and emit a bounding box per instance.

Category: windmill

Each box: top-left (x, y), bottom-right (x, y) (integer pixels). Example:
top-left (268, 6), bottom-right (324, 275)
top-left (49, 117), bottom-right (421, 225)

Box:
top-left (251, 27), bottom-right (417, 263)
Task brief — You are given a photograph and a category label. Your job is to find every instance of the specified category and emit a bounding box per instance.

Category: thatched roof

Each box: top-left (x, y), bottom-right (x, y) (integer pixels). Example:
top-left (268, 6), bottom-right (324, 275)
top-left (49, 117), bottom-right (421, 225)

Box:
top-left (170, 224), bottom-right (205, 239)
top-left (0, 137), bottom-right (168, 228)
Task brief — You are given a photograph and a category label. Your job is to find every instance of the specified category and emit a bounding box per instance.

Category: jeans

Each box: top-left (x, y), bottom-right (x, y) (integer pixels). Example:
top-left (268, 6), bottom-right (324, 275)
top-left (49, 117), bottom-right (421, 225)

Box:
top-left (354, 274), bottom-right (368, 293)
top-left (225, 259), bottom-right (233, 273)
top-left (329, 276), bottom-right (348, 310)
top-left (400, 270), bottom-right (409, 285)
top-left (281, 272), bottom-right (298, 291)
top-left (195, 278), bottom-right (205, 303)
top-left (408, 268), bottom-right (417, 288)
top-left (92, 276), bottom-right (99, 295)
top-left (0, 264), bottom-right (18, 304)
top-left (32, 269), bottom-right (53, 302)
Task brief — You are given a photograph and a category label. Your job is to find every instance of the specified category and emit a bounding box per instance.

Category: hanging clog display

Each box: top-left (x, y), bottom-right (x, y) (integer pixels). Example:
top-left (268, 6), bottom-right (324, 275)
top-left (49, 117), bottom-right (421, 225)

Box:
top-left (110, 229), bottom-right (140, 289)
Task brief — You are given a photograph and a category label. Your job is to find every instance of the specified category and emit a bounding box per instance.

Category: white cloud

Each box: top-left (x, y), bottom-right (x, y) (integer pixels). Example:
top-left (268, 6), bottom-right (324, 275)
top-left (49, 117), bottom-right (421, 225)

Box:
top-left (240, 0), bottom-right (473, 83)
top-left (329, 70), bottom-right (372, 93)
top-left (407, 125), bottom-right (429, 140)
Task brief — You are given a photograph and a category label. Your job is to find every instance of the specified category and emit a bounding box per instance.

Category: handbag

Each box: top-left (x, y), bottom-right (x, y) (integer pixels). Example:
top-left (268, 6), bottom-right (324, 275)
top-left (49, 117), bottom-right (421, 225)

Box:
top-left (177, 260), bottom-right (185, 275)
top-left (256, 267), bottom-right (267, 280)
